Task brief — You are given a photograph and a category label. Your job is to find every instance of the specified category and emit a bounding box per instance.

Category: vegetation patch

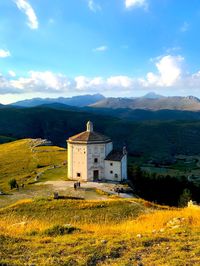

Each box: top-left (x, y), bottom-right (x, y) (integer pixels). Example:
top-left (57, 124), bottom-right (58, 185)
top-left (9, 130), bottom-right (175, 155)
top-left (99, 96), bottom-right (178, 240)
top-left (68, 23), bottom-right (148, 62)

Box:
top-left (43, 224), bottom-right (79, 236)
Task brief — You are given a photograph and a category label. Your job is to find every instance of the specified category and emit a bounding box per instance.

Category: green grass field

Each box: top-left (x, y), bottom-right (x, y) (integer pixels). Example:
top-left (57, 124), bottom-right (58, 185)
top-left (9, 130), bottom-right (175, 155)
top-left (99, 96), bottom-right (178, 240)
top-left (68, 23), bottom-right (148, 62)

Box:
top-left (0, 139), bottom-right (67, 191)
top-left (39, 166), bottom-right (68, 182)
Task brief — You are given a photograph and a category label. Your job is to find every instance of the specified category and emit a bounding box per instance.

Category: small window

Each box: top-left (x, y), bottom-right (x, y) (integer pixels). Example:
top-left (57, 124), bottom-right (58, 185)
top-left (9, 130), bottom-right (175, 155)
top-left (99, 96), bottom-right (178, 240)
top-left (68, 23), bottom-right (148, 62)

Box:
top-left (77, 173), bottom-right (81, 177)
top-left (110, 163), bottom-right (113, 166)
top-left (115, 174), bottom-right (118, 178)
top-left (110, 170), bottom-right (113, 174)
top-left (94, 158), bottom-right (98, 163)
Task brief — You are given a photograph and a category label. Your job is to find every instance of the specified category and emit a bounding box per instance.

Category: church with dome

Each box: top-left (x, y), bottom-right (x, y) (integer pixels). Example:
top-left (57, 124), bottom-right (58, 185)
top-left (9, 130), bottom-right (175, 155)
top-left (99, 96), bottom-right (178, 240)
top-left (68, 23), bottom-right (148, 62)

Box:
top-left (67, 121), bottom-right (127, 182)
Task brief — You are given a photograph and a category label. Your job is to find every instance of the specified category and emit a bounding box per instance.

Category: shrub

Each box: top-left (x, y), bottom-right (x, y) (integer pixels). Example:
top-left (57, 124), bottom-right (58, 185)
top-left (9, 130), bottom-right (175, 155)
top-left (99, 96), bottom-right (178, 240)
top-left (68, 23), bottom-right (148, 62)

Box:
top-left (178, 188), bottom-right (192, 207)
top-left (43, 224), bottom-right (78, 236)
top-left (37, 164), bottom-right (45, 168)
top-left (29, 230), bottom-right (38, 236)
top-left (8, 178), bottom-right (18, 190)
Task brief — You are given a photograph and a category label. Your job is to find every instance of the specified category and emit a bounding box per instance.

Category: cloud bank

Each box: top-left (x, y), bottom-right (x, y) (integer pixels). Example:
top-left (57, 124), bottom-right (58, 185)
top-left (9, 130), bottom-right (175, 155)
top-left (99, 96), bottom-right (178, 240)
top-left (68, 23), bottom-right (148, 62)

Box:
top-left (1, 54), bottom-right (200, 98)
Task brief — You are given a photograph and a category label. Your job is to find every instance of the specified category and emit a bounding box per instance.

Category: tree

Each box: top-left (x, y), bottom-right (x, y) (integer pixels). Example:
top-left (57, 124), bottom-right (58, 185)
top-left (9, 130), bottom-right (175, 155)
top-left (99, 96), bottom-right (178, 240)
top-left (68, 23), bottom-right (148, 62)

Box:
top-left (8, 178), bottom-right (18, 190)
top-left (178, 188), bottom-right (192, 207)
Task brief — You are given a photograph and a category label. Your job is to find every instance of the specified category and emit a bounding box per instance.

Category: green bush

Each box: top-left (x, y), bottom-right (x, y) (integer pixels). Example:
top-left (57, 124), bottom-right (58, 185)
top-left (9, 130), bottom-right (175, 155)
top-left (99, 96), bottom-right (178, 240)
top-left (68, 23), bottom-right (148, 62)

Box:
top-left (178, 188), bottom-right (192, 207)
top-left (43, 224), bottom-right (78, 236)
top-left (37, 164), bottom-right (45, 168)
top-left (8, 178), bottom-right (18, 190)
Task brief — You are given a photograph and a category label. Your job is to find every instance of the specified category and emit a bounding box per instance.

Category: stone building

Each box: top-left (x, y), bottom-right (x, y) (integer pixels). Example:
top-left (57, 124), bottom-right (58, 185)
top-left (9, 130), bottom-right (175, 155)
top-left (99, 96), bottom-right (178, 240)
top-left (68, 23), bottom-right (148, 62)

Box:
top-left (67, 121), bottom-right (127, 182)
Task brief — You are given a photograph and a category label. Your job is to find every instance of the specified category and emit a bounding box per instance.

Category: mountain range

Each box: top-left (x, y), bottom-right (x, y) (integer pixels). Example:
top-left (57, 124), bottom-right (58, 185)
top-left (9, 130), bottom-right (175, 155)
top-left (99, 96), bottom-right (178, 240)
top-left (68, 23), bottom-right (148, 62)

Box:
top-left (11, 93), bottom-right (105, 108)
top-left (10, 93), bottom-right (200, 111)
top-left (91, 95), bottom-right (200, 111)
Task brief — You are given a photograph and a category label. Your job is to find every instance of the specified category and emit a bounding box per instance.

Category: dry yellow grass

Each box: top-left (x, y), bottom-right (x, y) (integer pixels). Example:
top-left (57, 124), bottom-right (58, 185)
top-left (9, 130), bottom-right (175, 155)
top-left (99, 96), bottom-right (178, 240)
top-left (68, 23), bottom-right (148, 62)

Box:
top-left (0, 198), bottom-right (200, 265)
top-left (1, 198), bottom-right (199, 237)
top-left (80, 207), bottom-right (200, 236)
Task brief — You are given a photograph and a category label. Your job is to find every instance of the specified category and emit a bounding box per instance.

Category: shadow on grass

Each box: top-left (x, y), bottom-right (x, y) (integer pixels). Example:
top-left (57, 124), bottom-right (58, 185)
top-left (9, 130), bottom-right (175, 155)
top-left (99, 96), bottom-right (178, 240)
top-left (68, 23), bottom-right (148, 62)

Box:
top-left (54, 195), bottom-right (84, 200)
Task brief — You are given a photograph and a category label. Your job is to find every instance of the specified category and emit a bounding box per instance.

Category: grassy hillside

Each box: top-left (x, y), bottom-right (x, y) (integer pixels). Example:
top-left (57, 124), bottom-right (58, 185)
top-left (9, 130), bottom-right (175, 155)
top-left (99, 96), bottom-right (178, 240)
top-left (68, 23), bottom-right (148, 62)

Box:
top-left (0, 198), bottom-right (199, 265)
top-left (0, 139), bottom-right (67, 191)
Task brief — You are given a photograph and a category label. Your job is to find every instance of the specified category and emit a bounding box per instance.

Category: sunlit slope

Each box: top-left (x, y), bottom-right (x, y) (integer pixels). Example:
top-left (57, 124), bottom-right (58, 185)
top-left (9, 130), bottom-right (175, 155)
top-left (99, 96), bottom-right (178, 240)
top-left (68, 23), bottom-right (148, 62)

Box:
top-left (0, 198), bottom-right (200, 265)
top-left (0, 139), bottom-right (67, 190)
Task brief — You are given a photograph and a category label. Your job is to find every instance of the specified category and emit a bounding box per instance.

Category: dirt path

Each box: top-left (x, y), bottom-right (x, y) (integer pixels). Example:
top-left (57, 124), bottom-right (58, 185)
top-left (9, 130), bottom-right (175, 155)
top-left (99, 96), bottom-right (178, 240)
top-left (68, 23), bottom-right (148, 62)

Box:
top-left (41, 181), bottom-right (134, 198)
top-left (0, 180), bottom-right (134, 208)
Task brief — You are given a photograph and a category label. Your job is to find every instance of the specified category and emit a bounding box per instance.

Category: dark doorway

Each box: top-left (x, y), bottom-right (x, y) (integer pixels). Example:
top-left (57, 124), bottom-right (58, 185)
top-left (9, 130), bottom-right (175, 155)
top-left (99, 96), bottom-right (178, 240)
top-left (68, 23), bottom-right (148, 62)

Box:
top-left (93, 170), bottom-right (99, 181)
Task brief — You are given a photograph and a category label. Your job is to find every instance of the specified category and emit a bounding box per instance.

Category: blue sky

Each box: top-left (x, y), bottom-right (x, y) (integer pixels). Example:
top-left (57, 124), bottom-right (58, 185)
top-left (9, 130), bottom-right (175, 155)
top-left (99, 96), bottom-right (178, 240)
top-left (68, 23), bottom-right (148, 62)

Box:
top-left (1, 0), bottom-right (200, 103)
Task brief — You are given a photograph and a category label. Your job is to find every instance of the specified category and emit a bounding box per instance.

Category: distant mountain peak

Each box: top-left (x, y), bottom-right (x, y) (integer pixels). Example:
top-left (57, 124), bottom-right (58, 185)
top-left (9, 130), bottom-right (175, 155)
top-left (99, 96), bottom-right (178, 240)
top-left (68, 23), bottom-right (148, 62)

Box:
top-left (185, 95), bottom-right (200, 102)
top-left (142, 92), bottom-right (164, 99)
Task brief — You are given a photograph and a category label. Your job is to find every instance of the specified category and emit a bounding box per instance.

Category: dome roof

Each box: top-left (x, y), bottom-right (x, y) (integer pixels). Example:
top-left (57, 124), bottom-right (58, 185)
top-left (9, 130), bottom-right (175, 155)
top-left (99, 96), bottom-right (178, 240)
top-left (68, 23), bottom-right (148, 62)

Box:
top-left (67, 121), bottom-right (111, 144)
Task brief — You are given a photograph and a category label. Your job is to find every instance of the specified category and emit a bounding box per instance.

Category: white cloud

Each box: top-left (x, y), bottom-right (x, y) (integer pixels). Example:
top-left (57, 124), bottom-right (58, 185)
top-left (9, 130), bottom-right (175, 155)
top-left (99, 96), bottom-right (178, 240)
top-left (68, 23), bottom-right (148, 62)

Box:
top-left (125, 0), bottom-right (148, 9)
top-left (10, 71), bottom-right (71, 92)
top-left (90, 77), bottom-right (104, 86)
top-left (8, 70), bottom-right (16, 77)
top-left (93, 46), bottom-right (108, 52)
top-left (0, 49), bottom-right (11, 58)
top-left (14, 0), bottom-right (39, 29)
top-left (0, 73), bottom-right (21, 94)
top-left (75, 76), bottom-right (89, 90)
top-left (145, 55), bottom-right (184, 87)
top-left (75, 76), bottom-right (104, 90)
top-left (107, 76), bottom-right (133, 88)
top-left (88, 0), bottom-right (101, 12)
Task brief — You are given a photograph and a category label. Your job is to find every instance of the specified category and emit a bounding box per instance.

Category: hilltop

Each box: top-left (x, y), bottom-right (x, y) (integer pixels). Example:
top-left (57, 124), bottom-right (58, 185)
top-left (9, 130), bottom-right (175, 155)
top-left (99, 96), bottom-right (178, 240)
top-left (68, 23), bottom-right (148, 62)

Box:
top-left (0, 139), bottom-right (131, 207)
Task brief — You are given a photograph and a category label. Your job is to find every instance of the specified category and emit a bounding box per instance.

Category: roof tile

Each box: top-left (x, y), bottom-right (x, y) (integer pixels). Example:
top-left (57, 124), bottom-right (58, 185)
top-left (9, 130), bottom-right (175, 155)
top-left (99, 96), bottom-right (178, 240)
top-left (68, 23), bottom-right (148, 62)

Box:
top-left (68, 131), bottom-right (111, 143)
top-left (105, 150), bottom-right (125, 161)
